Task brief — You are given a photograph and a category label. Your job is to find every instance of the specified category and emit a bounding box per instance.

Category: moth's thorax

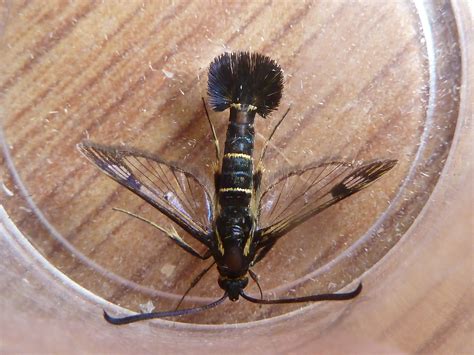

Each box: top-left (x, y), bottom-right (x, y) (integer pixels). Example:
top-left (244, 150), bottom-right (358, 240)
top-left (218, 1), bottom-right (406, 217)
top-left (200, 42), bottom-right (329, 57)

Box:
top-left (216, 238), bottom-right (251, 301)
top-left (214, 206), bottom-right (256, 275)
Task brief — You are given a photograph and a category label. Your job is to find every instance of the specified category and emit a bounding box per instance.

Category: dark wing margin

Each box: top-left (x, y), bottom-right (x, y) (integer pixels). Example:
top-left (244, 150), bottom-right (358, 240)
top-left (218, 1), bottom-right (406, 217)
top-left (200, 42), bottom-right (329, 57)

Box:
top-left (255, 159), bottom-right (397, 253)
top-left (77, 140), bottom-right (214, 245)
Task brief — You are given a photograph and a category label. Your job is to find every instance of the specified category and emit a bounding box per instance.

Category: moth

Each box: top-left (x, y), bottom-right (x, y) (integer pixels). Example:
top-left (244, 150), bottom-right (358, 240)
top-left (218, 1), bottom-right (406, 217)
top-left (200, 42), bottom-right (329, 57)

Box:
top-left (78, 52), bottom-right (396, 324)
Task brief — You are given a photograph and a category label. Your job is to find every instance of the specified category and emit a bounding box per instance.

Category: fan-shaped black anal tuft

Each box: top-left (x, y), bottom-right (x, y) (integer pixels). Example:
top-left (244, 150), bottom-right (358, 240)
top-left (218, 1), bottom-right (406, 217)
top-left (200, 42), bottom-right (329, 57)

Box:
top-left (207, 52), bottom-right (284, 117)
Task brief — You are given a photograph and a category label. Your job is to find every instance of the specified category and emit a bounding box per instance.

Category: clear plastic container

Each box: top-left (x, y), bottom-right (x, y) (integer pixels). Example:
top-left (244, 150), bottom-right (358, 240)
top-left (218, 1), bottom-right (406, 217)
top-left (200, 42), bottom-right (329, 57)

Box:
top-left (1, 0), bottom-right (471, 353)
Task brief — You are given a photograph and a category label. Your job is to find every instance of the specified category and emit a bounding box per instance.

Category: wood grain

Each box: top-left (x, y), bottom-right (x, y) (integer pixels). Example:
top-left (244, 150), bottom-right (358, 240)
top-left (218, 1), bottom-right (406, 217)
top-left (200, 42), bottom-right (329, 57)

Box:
top-left (1, 0), bottom-right (471, 353)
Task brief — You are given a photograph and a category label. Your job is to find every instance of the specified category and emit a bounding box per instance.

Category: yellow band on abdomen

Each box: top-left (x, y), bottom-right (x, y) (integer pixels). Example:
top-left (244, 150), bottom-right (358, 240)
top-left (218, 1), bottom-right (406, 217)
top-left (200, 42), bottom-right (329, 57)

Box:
top-left (219, 187), bottom-right (252, 194)
top-left (223, 153), bottom-right (252, 160)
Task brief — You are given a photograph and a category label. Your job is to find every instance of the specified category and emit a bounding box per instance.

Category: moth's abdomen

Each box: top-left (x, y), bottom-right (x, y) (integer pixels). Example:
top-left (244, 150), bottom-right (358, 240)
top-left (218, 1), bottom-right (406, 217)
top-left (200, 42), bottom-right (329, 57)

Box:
top-left (218, 113), bottom-right (255, 207)
top-left (208, 51), bottom-right (284, 209)
top-left (219, 153), bottom-right (253, 207)
top-left (224, 120), bottom-right (255, 154)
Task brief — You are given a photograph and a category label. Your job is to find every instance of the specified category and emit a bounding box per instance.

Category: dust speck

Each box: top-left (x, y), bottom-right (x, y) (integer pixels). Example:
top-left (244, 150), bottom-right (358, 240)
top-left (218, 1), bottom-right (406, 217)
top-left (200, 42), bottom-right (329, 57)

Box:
top-left (160, 263), bottom-right (176, 278)
top-left (139, 300), bottom-right (155, 313)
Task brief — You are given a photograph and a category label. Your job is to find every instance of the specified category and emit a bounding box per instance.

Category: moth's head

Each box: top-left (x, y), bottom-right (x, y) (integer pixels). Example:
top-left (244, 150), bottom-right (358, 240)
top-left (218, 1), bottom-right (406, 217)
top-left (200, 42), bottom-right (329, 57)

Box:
top-left (217, 275), bottom-right (249, 301)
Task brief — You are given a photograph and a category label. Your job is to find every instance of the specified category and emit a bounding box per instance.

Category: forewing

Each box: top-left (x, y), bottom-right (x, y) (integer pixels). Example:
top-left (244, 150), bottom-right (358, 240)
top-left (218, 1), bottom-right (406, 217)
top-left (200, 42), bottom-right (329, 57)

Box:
top-left (257, 160), bottom-right (397, 244)
top-left (77, 141), bottom-right (214, 242)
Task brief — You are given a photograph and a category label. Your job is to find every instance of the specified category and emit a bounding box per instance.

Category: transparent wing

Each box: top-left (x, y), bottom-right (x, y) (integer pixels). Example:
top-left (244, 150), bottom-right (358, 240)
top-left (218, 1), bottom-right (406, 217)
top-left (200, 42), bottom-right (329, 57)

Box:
top-left (256, 160), bottom-right (397, 246)
top-left (77, 141), bottom-right (214, 243)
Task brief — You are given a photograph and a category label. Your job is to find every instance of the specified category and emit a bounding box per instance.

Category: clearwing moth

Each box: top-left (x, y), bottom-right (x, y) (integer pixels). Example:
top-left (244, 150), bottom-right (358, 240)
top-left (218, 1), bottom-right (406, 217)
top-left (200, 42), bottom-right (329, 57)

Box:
top-left (78, 52), bottom-right (396, 324)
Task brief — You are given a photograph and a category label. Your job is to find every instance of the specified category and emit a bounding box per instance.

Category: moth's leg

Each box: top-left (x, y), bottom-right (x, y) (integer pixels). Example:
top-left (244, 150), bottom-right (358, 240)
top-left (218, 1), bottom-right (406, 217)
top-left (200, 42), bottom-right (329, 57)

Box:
top-left (175, 261), bottom-right (216, 310)
top-left (113, 208), bottom-right (212, 260)
top-left (257, 106), bottom-right (291, 166)
top-left (214, 171), bottom-right (220, 196)
top-left (253, 167), bottom-right (262, 195)
top-left (202, 97), bottom-right (220, 165)
top-left (163, 230), bottom-right (213, 260)
top-left (248, 269), bottom-right (263, 300)
top-left (252, 167), bottom-right (263, 219)
top-left (254, 106), bottom-right (290, 211)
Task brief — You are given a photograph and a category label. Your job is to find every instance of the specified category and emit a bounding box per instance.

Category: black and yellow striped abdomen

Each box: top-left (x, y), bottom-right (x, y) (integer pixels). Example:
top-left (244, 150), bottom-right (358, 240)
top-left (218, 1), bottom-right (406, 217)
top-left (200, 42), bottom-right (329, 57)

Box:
top-left (208, 52), bottom-right (283, 267)
top-left (218, 109), bottom-right (255, 208)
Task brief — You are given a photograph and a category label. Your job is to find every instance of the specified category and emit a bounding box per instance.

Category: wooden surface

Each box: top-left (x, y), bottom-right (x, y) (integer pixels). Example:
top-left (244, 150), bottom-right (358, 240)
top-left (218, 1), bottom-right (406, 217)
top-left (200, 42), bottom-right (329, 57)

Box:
top-left (1, 0), bottom-right (472, 353)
